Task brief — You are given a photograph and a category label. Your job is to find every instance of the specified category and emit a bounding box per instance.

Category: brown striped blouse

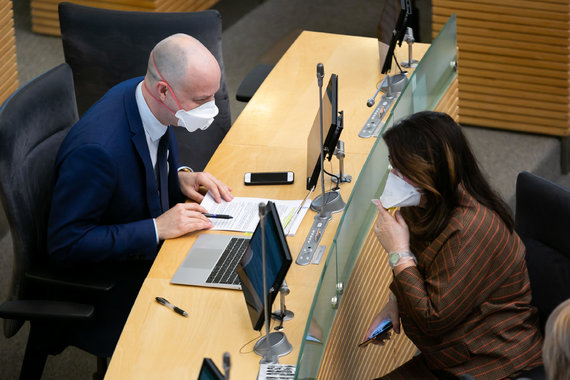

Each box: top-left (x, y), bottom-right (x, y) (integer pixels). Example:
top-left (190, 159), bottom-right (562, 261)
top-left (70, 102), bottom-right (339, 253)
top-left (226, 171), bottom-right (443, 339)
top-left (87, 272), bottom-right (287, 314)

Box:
top-left (387, 189), bottom-right (543, 379)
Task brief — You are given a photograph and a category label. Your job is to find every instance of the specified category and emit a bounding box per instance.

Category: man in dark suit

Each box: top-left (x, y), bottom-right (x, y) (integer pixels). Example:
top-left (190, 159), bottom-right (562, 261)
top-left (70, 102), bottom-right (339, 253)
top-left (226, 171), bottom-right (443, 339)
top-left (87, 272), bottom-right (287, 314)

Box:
top-left (46, 34), bottom-right (233, 356)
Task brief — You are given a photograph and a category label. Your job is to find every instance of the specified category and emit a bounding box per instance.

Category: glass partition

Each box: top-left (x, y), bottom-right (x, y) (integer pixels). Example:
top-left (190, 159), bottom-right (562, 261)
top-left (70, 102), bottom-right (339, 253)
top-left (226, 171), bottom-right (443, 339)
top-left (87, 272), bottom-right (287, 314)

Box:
top-left (295, 15), bottom-right (457, 379)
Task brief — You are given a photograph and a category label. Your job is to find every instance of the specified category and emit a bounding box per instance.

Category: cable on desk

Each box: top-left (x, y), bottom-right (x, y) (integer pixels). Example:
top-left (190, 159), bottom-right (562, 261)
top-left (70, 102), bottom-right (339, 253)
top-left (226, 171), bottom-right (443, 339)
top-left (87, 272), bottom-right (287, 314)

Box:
top-left (239, 331), bottom-right (262, 354)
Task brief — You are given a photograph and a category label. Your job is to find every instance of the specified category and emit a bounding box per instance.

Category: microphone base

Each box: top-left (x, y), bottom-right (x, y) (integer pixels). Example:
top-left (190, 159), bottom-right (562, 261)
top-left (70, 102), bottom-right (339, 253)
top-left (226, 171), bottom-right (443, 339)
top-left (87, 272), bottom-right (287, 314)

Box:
top-left (402, 59), bottom-right (418, 68)
top-left (255, 331), bottom-right (292, 359)
top-left (272, 309), bottom-right (294, 322)
top-left (381, 72), bottom-right (408, 95)
top-left (310, 191), bottom-right (345, 214)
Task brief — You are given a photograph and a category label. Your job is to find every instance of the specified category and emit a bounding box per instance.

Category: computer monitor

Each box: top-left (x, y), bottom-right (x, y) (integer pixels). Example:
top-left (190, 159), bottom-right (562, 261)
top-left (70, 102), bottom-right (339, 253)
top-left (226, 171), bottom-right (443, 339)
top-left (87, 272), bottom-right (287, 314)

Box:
top-left (306, 73), bottom-right (342, 191)
top-left (197, 358), bottom-right (224, 380)
top-left (236, 201), bottom-right (292, 331)
top-left (381, 0), bottom-right (412, 74)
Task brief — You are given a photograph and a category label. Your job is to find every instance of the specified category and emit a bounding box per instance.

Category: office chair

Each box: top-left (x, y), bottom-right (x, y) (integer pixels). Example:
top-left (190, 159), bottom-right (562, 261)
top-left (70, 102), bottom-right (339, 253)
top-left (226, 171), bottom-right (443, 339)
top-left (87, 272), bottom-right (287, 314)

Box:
top-left (58, 2), bottom-right (231, 171)
top-left (236, 63), bottom-right (274, 102)
top-left (0, 63), bottom-right (115, 380)
top-left (513, 171), bottom-right (570, 380)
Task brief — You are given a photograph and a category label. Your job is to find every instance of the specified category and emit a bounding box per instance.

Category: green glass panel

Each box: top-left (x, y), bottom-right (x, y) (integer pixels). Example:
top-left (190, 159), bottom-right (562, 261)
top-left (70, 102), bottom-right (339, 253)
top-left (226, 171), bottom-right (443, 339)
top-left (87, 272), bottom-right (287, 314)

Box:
top-left (295, 15), bottom-right (457, 379)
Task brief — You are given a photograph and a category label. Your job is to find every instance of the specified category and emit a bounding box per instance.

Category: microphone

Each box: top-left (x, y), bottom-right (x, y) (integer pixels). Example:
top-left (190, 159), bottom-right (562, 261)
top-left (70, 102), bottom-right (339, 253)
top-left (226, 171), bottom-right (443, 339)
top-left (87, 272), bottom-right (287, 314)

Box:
top-left (367, 85), bottom-right (382, 107)
top-left (404, 27), bottom-right (415, 44)
top-left (223, 352), bottom-right (230, 380)
top-left (316, 63), bottom-right (324, 87)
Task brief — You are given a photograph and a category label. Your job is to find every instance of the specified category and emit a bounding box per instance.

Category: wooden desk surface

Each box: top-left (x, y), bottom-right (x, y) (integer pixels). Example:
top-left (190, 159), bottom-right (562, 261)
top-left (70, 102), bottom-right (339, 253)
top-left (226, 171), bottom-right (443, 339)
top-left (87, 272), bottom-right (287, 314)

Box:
top-left (106, 31), bottom-right (428, 379)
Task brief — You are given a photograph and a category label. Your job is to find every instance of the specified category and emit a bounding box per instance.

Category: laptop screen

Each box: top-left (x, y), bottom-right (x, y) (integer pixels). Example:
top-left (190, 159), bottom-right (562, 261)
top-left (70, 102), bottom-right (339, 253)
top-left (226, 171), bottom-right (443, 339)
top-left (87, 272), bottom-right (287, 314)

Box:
top-left (236, 201), bottom-right (292, 331)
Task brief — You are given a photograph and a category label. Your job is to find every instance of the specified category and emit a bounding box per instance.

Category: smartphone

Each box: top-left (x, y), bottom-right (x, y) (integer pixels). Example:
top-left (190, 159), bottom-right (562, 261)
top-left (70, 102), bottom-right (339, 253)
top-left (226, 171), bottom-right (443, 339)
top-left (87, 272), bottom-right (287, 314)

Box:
top-left (358, 319), bottom-right (393, 347)
top-left (244, 171), bottom-right (294, 185)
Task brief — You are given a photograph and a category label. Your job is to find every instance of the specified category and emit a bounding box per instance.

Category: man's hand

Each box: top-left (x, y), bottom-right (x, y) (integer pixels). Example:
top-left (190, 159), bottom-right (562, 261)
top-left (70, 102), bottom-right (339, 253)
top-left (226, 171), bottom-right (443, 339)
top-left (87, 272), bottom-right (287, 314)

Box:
top-left (372, 199), bottom-right (410, 254)
top-left (363, 293), bottom-right (400, 347)
top-left (155, 203), bottom-right (213, 240)
top-left (178, 171), bottom-right (233, 203)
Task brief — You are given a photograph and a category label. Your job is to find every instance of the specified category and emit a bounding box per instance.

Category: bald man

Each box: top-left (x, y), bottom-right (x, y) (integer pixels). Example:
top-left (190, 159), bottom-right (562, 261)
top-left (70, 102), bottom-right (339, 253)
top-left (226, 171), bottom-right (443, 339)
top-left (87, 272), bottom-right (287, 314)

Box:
top-left (46, 34), bottom-right (233, 355)
top-left (48, 34), bottom-right (232, 262)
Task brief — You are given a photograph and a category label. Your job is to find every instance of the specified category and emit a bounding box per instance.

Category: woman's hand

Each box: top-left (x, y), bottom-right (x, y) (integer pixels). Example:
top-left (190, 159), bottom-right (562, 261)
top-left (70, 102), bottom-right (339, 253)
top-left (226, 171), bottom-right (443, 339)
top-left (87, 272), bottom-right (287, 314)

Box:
top-left (363, 294), bottom-right (400, 347)
top-left (372, 199), bottom-right (410, 254)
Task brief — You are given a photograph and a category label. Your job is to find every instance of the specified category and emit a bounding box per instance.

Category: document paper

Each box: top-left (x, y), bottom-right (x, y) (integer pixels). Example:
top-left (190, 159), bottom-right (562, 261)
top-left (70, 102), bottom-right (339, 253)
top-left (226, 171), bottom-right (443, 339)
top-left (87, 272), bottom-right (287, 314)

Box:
top-left (200, 192), bottom-right (309, 235)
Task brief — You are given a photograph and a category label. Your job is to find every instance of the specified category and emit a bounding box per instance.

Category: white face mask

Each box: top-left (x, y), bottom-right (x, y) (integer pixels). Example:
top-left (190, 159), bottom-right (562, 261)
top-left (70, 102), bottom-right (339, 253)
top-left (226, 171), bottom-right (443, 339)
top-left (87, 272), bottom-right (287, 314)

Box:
top-left (175, 100), bottom-right (219, 133)
top-left (379, 170), bottom-right (422, 208)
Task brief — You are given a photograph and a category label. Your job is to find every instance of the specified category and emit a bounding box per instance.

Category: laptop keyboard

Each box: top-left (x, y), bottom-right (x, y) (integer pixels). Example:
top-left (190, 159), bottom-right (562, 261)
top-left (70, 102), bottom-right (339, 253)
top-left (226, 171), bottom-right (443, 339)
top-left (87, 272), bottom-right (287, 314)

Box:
top-left (206, 237), bottom-right (250, 285)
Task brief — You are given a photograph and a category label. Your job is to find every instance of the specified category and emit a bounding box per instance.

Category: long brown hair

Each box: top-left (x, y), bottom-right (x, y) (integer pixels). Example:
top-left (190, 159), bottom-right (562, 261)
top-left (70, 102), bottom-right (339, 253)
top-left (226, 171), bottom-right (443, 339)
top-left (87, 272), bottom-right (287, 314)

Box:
top-left (383, 111), bottom-right (513, 252)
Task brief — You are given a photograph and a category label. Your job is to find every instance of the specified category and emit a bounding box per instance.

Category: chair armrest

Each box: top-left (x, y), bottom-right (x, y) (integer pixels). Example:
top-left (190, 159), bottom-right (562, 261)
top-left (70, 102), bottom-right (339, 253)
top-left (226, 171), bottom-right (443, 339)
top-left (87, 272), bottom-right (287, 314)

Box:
top-left (236, 64), bottom-right (274, 102)
top-left (0, 300), bottom-right (94, 321)
top-left (26, 269), bottom-right (115, 292)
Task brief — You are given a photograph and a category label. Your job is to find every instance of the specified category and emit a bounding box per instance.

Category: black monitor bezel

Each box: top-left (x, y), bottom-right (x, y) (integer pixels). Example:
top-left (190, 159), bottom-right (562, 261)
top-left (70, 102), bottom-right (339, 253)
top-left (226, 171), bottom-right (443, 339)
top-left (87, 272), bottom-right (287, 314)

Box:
top-left (306, 73), bottom-right (342, 191)
top-left (236, 201), bottom-right (292, 331)
top-left (381, 0), bottom-right (412, 74)
top-left (198, 358), bottom-right (224, 380)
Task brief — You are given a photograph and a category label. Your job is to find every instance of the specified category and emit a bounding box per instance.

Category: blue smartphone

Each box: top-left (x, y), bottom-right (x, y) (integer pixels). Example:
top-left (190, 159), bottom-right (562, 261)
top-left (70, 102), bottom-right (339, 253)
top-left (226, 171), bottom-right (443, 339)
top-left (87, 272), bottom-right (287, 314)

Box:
top-left (359, 319), bottom-right (393, 347)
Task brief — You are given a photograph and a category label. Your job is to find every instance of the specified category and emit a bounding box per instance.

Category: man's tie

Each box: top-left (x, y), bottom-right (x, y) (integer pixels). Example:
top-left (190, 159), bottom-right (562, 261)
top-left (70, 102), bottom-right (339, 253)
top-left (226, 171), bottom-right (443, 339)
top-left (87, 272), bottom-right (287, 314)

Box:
top-left (156, 130), bottom-right (169, 213)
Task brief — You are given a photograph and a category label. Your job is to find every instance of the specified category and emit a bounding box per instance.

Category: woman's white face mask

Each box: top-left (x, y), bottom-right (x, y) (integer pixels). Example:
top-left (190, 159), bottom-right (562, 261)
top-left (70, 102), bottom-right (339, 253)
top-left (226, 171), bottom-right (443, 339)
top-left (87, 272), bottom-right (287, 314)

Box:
top-left (380, 170), bottom-right (422, 208)
top-left (175, 100), bottom-right (219, 133)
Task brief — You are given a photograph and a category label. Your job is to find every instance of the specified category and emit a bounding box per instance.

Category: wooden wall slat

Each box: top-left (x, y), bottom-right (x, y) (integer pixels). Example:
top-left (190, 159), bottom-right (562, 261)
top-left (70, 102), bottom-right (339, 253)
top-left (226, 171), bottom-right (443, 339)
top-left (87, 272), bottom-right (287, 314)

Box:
top-left (433, 1), bottom-right (570, 137)
top-left (0, 0), bottom-right (18, 107)
top-left (434, 0), bottom-right (568, 22)
top-left (459, 59), bottom-right (563, 80)
top-left (317, 223), bottom-right (417, 379)
top-left (459, 67), bottom-right (567, 89)
top-left (460, 115), bottom-right (566, 136)
top-left (433, 15), bottom-right (569, 38)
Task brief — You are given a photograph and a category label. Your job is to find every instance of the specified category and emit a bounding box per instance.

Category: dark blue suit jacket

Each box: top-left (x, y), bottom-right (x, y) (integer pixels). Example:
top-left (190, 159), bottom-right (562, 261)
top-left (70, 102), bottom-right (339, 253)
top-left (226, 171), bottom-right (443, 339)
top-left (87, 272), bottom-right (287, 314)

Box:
top-left (48, 77), bottom-right (185, 262)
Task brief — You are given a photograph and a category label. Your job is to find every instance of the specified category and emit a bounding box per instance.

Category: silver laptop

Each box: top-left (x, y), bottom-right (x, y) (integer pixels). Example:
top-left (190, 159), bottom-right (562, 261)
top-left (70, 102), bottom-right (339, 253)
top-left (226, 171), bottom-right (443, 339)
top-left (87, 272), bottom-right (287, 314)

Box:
top-left (171, 234), bottom-right (251, 290)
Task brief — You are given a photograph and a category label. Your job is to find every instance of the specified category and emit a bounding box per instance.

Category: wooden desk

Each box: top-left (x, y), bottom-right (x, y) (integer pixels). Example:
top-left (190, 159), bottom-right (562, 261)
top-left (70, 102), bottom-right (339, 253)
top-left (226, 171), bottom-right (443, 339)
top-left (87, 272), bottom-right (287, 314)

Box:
top-left (106, 31), bottom-right (429, 379)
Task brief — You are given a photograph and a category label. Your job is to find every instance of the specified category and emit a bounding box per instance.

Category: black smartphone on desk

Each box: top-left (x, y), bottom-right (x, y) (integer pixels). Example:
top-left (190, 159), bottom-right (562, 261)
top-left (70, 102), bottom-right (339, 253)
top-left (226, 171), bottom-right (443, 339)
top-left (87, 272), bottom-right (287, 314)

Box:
top-left (244, 171), bottom-right (294, 185)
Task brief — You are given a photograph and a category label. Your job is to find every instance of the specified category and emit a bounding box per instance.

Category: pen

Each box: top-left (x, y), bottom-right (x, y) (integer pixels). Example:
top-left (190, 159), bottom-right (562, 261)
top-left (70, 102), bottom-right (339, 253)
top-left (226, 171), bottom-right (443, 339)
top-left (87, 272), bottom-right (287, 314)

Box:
top-left (202, 213), bottom-right (233, 219)
top-left (155, 296), bottom-right (188, 317)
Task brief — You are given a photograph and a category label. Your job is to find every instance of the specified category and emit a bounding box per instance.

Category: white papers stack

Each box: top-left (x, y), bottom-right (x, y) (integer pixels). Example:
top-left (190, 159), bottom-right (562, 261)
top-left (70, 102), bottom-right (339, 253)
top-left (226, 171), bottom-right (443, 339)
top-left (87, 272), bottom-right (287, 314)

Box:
top-left (200, 192), bottom-right (310, 236)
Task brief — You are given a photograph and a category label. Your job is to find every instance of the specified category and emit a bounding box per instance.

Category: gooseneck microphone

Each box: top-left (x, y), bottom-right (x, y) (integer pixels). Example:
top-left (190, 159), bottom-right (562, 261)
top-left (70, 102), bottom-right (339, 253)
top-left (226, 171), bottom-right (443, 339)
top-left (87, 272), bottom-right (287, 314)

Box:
top-left (366, 85), bottom-right (383, 107)
top-left (316, 63), bottom-right (326, 217)
top-left (317, 63), bottom-right (324, 87)
top-left (223, 352), bottom-right (230, 380)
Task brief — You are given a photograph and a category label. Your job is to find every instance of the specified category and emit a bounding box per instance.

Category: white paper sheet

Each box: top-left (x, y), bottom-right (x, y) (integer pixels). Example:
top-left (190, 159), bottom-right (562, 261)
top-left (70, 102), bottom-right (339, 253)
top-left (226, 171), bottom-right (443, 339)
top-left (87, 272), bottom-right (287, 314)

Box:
top-left (200, 192), bottom-right (308, 235)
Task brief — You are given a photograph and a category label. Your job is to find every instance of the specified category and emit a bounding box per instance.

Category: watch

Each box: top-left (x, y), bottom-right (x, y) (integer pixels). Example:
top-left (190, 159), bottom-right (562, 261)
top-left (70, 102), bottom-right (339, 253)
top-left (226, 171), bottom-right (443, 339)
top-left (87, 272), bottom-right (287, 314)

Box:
top-left (388, 251), bottom-right (417, 269)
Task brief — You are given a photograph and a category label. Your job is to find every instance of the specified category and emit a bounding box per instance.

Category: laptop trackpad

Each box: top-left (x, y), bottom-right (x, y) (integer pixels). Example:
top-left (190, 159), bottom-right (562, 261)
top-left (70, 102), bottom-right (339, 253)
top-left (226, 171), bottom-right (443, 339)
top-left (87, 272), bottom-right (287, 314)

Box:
top-left (182, 248), bottom-right (220, 269)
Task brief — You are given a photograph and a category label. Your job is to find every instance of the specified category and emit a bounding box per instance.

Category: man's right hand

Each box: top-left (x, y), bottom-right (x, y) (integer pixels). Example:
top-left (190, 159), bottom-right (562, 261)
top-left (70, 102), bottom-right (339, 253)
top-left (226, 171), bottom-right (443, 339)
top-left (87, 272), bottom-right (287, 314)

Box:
top-left (155, 203), bottom-right (213, 240)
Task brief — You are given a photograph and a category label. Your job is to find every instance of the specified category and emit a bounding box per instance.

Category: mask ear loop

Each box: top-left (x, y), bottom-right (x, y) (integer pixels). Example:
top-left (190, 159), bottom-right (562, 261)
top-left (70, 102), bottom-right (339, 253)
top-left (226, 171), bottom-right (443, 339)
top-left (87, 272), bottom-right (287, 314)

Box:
top-left (144, 50), bottom-right (183, 113)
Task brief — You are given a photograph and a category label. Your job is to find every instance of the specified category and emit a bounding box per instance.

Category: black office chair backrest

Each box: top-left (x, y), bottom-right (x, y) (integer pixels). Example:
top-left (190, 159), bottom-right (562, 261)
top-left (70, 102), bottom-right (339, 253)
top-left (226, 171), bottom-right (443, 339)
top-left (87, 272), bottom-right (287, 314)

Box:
top-left (0, 63), bottom-right (78, 337)
top-left (515, 171), bottom-right (570, 333)
top-left (58, 2), bottom-right (231, 171)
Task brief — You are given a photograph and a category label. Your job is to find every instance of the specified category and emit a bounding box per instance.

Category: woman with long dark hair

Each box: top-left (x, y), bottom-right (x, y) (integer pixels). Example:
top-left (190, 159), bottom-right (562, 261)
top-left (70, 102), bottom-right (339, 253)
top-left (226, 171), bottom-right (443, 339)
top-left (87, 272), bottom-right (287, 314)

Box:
top-left (365, 111), bottom-right (543, 379)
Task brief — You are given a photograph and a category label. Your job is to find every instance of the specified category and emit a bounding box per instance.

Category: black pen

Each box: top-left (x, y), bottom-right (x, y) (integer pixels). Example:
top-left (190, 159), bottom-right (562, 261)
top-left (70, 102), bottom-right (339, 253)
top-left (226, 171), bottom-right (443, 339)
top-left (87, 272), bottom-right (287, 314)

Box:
top-left (202, 213), bottom-right (233, 219)
top-left (155, 296), bottom-right (188, 317)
